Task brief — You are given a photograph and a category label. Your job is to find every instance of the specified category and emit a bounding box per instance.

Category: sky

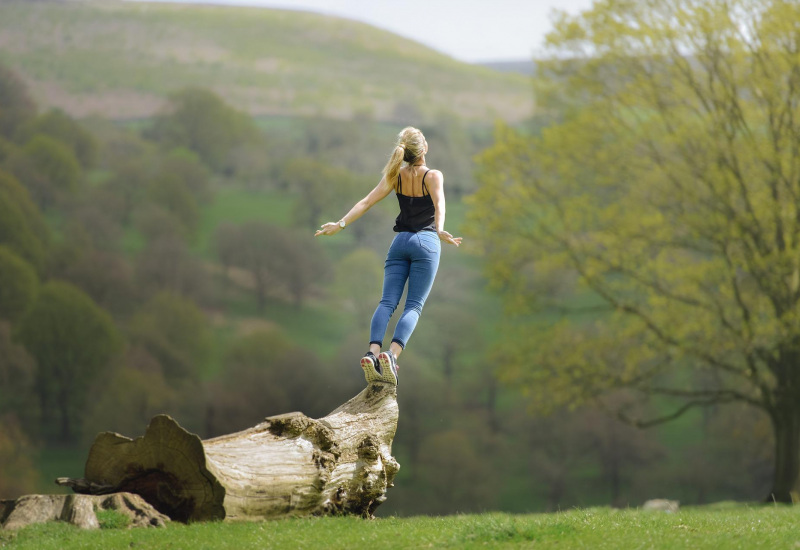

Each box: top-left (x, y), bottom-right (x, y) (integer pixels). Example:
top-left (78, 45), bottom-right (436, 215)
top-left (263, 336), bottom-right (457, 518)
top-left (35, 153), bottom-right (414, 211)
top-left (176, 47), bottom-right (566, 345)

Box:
top-left (128, 0), bottom-right (597, 63)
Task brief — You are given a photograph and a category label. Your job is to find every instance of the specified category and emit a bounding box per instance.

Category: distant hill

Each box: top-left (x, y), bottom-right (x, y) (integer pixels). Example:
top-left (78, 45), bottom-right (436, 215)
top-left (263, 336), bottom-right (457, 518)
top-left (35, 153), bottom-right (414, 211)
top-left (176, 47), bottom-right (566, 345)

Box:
top-left (0, 0), bottom-right (533, 123)
top-left (481, 60), bottom-right (538, 76)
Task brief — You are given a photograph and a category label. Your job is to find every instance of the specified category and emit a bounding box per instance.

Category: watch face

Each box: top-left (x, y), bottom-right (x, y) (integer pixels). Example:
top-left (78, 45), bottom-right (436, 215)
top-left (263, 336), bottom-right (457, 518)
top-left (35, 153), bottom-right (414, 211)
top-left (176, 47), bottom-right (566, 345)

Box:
top-left (339, 221), bottom-right (346, 228)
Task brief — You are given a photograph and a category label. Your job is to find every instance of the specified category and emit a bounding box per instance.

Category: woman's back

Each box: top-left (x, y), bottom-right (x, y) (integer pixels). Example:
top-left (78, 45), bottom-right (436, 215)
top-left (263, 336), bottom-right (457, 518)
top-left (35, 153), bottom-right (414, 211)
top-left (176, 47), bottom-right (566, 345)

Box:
top-left (397, 165), bottom-right (435, 197)
top-left (394, 166), bottom-right (436, 233)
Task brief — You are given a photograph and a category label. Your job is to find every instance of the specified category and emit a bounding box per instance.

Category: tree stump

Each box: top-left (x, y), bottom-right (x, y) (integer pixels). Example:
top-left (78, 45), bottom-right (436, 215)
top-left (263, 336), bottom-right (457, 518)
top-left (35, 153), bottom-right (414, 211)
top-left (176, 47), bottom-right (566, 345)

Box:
top-left (0, 493), bottom-right (169, 530)
top-left (56, 382), bottom-right (399, 522)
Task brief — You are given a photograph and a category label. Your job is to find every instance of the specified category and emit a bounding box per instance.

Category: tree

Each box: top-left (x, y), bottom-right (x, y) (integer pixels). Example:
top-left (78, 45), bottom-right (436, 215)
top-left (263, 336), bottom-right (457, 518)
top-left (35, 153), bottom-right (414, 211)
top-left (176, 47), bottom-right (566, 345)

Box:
top-left (15, 109), bottom-right (97, 168)
top-left (135, 235), bottom-right (209, 302)
top-left (9, 134), bottom-right (82, 209)
top-left (0, 321), bottom-right (37, 431)
top-left (0, 246), bottom-right (38, 323)
top-left (106, 160), bottom-right (150, 226)
top-left (16, 281), bottom-right (122, 443)
top-left (214, 221), bottom-right (330, 312)
top-left (0, 414), bottom-right (40, 499)
top-left (146, 171), bottom-right (199, 242)
top-left (272, 229), bottom-right (331, 308)
top-left (0, 62), bottom-right (35, 139)
top-left (0, 170), bottom-right (48, 271)
top-left (158, 148), bottom-right (212, 204)
top-left (128, 292), bottom-right (212, 385)
top-left (146, 88), bottom-right (260, 174)
top-left (82, 366), bottom-right (176, 444)
top-left (281, 158), bottom-right (367, 230)
top-left (468, 0), bottom-right (800, 502)
top-left (206, 329), bottom-right (340, 435)
top-left (332, 248), bottom-right (383, 322)
top-left (57, 248), bottom-right (136, 317)
top-left (415, 303), bottom-right (482, 386)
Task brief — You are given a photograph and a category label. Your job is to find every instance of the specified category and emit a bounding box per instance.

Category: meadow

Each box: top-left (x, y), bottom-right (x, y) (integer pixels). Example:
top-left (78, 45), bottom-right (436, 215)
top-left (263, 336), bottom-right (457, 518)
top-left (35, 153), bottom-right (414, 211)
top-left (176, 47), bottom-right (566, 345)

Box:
top-left (2, 504), bottom-right (797, 549)
top-left (0, 0), bottom-right (532, 122)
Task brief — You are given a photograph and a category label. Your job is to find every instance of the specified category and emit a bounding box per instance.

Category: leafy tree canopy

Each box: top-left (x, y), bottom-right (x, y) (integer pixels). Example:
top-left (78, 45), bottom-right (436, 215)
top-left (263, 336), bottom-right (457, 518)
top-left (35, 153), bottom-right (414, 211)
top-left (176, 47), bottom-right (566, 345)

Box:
top-left (146, 88), bottom-right (260, 174)
top-left (129, 291), bottom-right (213, 384)
top-left (468, 0), bottom-right (800, 501)
top-left (0, 62), bottom-right (35, 139)
top-left (0, 245), bottom-right (38, 322)
top-left (0, 170), bottom-right (48, 271)
top-left (16, 280), bottom-right (122, 443)
top-left (16, 109), bottom-right (97, 168)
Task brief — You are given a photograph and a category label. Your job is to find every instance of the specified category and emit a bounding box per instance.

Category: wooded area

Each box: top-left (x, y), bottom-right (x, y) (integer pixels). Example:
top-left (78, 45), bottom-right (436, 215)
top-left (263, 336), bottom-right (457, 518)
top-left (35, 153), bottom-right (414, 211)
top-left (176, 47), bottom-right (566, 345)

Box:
top-left (0, 0), bottom-right (797, 521)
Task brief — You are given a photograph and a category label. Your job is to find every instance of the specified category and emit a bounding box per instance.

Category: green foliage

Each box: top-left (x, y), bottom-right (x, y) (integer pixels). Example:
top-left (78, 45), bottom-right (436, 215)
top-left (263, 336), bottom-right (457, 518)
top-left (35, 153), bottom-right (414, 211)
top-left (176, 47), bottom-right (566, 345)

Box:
top-left (0, 322), bottom-right (37, 431)
top-left (332, 248), bottom-right (383, 321)
top-left (281, 158), bottom-right (368, 230)
top-left (134, 235), bottom-right (209, 302)
top-left (0, 170), bottom-right (47, 270)
top-left (146, 172), bottom-right (199, 241)
top-left (105, 160), bottom-right (149, 226)
top-left (16, 109), bottom-right (97, 168)
top-left (160, 148), bottom-right (212, 204)
top-left (3, 506), bottom-right (800, 549)
top-left (468, 0), bottom-right (800, 500)
top-left (128, 292), bottom-right (213, 384)
top-left (147, 88), bottom-right (260, 174)
top-left (214, 221), bottom-right (331, 311)
top-left (0, 413), bottom-right (40, 499)
top-left (16, 281), bottom-right (122, 443)
top-left (0, 61), bottom-right (35, 139)
top-left (13, 134), bottom-right (82, 209)
top-left (196, 187), bottom-right (295, 258)
top-left (0, 245), bottom-right (38, 322)
top-left (82, 364), bottom-right (175, 443)
top-left (207, 328), bottom-right (342, 432)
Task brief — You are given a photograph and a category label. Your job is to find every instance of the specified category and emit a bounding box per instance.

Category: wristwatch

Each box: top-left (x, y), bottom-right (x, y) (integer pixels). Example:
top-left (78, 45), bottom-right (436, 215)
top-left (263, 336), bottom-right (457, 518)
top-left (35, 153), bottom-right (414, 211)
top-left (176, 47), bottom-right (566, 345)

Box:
top-left (338, 220), bottom-right (346, 229)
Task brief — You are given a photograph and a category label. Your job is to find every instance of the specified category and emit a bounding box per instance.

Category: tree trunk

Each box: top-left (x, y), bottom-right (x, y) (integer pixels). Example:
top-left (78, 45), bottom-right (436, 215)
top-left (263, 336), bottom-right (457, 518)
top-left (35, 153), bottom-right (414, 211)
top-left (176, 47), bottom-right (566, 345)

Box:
top-left (768, 403), bottom-right (800, 503)
top-left (56, 383), bottom-right (400, 522)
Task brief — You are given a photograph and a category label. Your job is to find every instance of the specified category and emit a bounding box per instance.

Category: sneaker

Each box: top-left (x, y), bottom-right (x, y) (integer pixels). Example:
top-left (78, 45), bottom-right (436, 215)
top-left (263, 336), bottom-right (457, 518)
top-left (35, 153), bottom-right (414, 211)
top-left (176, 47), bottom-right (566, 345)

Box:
top-left (377, 351), bottom-right (398, 385)
top-left (360, 351), bottom-right (382, 384)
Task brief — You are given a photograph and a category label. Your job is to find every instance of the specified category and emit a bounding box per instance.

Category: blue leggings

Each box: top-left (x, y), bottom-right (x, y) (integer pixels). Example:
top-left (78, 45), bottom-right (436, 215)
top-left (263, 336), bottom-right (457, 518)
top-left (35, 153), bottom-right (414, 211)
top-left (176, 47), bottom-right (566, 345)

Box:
top-left (369, 231), bottom-right (441, 349)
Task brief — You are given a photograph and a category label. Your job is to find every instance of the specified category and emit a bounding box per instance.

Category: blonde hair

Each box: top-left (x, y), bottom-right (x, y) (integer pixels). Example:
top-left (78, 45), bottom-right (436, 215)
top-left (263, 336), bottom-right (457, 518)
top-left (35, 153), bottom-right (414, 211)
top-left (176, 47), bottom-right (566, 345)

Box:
top-left (382, 127), bottom-right (427, 192)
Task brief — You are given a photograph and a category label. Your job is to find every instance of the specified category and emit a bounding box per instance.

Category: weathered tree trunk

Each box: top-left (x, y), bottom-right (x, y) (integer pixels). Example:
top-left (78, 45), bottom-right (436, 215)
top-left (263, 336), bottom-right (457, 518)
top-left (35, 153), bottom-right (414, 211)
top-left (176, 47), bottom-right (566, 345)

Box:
top-left (56, 382), bottom-right (399, 522)
top-left (1, 493), bottom-right (169, 530)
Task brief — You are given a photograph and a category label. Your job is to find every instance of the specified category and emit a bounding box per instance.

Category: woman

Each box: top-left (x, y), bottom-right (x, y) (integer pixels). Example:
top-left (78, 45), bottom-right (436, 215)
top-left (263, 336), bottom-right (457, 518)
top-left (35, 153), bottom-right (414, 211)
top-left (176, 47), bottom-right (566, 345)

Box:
top-left (315, 127), bottom-right (462, 385)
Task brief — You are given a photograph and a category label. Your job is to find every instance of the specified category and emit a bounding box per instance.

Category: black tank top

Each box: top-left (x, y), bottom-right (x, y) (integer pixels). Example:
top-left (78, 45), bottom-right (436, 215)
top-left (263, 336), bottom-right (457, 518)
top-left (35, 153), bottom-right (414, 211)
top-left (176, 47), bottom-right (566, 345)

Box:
top-left (393, 169), bottom-right (436, 233)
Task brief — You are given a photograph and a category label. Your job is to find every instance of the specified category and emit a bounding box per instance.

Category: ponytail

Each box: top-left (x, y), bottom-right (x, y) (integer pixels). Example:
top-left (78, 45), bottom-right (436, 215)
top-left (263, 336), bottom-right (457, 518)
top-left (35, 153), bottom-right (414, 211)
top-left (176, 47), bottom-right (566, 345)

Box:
top-left (383, 145), bottom-right (405, 192)
top-left (383, 127), bottom-right (427, 192)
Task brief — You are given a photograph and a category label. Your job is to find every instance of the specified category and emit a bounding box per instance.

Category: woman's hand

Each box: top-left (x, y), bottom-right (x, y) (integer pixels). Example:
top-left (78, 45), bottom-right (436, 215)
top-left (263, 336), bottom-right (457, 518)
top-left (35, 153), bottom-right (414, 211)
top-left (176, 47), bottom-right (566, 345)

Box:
top-left (315, 222), bottom-right (343, 237)
top-left (438, 229), bottom-right (462, 247)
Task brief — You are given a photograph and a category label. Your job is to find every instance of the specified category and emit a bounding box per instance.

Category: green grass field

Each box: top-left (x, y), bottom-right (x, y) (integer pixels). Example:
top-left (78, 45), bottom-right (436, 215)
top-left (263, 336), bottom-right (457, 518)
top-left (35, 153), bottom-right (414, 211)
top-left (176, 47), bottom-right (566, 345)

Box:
top-left (2, 505), bottom-right (797, 549)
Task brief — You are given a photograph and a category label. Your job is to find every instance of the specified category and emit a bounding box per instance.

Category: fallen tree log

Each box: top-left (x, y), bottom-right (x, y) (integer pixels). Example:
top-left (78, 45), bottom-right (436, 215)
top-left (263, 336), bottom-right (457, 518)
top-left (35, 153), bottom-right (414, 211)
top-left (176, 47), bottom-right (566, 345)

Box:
top-left (56, 381), bottom-right (399, 522)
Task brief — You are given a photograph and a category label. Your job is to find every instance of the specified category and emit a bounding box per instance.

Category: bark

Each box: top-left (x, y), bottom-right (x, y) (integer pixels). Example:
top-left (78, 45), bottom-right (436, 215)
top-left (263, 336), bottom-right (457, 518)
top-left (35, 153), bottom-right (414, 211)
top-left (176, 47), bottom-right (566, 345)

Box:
top-left (57, 382), bottom-right (400, 522)
top-left (0, 493), bottom-right (169, 530)
top-left (767, 403), bottom-right (800, 503)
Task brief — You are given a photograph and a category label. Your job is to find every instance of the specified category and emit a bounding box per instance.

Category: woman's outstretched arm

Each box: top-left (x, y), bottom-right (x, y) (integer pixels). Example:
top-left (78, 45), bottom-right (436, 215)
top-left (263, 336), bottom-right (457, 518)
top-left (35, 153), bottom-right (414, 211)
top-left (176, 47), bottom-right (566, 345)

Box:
top-left (425, 170), bottom-right (462, 247)
top-left (314, 176), bottom-right (393, 237)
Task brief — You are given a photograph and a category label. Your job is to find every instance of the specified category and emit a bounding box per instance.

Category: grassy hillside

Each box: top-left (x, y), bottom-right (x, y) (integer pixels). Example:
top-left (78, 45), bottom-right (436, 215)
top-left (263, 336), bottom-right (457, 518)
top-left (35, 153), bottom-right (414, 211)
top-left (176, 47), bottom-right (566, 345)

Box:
top-left (0, 0), bottom-right (533, 122)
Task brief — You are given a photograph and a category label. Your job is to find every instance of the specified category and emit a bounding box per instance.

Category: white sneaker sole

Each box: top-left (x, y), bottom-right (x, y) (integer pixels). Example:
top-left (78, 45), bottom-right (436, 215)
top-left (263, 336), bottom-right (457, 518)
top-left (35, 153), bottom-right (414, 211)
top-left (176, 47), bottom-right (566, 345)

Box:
top-left (377, 352), bottom-right (398, 386)
top-left (361, 356), bottom-right (382, 384)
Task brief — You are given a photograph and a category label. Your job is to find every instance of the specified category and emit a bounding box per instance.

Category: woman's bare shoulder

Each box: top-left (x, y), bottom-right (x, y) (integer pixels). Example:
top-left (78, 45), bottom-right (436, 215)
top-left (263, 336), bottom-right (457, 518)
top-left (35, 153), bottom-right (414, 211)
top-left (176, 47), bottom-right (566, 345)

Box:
top-left (426, 169), bottom-right (444, 183)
